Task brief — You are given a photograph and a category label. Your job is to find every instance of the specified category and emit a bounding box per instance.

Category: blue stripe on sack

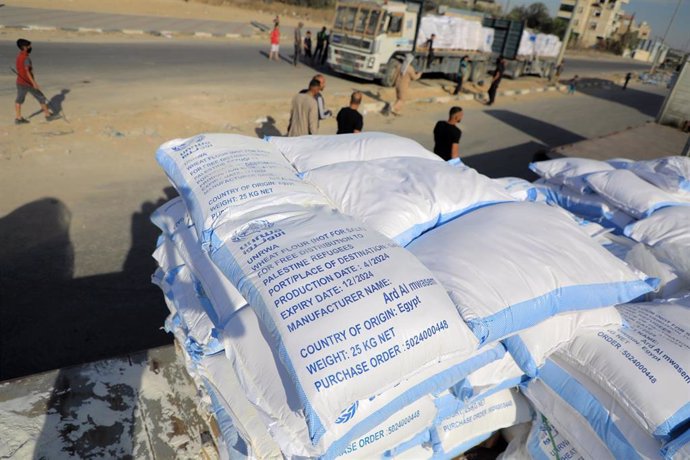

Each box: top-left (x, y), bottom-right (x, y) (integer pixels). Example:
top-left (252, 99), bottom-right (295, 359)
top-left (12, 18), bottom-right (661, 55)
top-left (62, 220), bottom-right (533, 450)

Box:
top-left (644, 202), bottom-right (690, 218)
top-left (661, 426), bottom-right (690, 459)
top-left (321, 348), bottom-right (503, 460)
top-left (539, 360), bottom-right (642, 460)
top-left (381, 429), bottom-right (432, 459)
top-left (467, 279), bottom-right (657, 345)
top-left (393, 200), bottom-right (513, 248)
top-left (503, 335), bottom-right (540, 377)
top-left (654, 401), bottom-right (690, 442)
top-left (394, 218), bottom-right (439, 247)
top-left (156, 144), bottom-right (209, 244)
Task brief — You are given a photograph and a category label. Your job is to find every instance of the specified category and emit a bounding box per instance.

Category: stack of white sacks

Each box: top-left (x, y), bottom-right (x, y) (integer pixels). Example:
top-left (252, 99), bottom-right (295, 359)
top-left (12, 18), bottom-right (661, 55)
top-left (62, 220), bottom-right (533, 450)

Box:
top-left (516, 31), bottom-right (562, 58)
top-left (416, 16), bottom-right (494, 53)
top-left (150, 132), bottom-right (689, 459)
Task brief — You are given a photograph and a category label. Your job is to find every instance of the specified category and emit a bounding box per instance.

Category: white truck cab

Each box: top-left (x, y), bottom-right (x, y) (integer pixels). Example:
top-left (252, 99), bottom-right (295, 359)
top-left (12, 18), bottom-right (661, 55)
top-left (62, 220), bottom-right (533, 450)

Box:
top-left (328, 1), bottom-right (421, 86)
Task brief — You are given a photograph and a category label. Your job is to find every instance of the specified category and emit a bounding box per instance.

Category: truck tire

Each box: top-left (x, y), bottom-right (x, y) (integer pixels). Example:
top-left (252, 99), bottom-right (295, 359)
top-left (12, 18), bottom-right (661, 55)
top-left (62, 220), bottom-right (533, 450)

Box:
top-left (381, 58), bottom-right (401, 88)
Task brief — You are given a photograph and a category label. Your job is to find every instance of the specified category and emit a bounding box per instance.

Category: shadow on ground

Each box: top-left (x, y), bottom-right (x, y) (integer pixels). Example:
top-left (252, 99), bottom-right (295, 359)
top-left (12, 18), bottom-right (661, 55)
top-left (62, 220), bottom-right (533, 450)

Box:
top-left (0, 188), bottom-right (177, 381)
top-left (485, 109), bottom-right (587, 147)
top-left (563, 77), bottom-right (666, 117)
top-left (462, 141), bottom-right (545, 179)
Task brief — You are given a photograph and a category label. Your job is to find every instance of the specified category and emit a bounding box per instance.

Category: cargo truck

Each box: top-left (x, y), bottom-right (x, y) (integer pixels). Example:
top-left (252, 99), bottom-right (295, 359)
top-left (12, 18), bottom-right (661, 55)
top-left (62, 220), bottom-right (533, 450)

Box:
top-left (327, 0), bottom-right (561, 87)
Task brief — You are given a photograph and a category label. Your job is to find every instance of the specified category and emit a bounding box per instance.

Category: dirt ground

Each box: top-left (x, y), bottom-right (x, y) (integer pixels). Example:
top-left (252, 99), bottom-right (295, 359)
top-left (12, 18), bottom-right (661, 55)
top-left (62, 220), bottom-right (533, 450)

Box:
top-left (5, 0), bottom-right (332, 29)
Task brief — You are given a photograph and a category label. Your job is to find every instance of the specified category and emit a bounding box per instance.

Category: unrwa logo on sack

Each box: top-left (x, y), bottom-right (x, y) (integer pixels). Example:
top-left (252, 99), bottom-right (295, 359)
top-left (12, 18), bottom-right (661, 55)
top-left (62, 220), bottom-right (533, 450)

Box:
top-left (231, 220), bottom-right (274, 242)
top-left (171, 135), bottom-right (206, 152)
top-left (335, 401), bottom-right (359, 424)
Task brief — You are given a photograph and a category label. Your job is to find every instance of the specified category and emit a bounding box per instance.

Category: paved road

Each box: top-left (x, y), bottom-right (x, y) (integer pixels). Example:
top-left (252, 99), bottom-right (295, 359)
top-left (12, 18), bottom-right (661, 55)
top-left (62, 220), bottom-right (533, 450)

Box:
top-left (0, 38), bottom-right (669, 380)
top-left (0, 39), bottom-right (656, 97)
top-left (560, 55), bottom-right (652, 77)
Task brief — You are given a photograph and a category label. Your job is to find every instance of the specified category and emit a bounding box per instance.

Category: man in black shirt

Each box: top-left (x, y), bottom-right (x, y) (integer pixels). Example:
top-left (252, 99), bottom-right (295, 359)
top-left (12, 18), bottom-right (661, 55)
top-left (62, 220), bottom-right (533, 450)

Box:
top-left (487, 56), bottom-right (506, 106)
top-left (433, 106), bottom-right (463, 160)
top-left (336, 91), bottom-right (364, 134)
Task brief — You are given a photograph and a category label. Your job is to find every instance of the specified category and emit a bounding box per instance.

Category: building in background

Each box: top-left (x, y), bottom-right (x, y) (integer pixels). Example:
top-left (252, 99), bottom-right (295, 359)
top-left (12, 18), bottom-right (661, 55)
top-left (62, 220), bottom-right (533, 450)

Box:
top-left (633, 38), bottom-right (669, 63)
top-left (557, 0), bottom-right (650, 49)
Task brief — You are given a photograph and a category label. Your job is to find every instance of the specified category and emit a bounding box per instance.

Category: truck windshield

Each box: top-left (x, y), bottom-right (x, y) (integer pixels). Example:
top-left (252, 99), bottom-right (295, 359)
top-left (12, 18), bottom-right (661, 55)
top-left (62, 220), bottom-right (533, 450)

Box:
top-left (334, 5), bottom-right (382, 36)
top-left (366, 9), bottom-right (381, 35)
top-left (335, 6), bottom-right (358, 31)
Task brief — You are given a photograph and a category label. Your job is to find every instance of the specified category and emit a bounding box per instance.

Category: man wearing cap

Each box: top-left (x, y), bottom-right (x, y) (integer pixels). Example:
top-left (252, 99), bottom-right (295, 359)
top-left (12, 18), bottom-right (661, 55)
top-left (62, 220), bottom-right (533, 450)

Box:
top-left (14, 39), bottom-right (55, 125)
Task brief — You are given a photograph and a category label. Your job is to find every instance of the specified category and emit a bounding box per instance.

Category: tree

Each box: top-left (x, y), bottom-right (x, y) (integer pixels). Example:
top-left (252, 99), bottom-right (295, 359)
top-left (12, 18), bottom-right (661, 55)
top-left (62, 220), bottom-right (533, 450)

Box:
top-left (507, 2), bottom-right (570, 37)
top-left (508, 2), bottom-right (552, 30)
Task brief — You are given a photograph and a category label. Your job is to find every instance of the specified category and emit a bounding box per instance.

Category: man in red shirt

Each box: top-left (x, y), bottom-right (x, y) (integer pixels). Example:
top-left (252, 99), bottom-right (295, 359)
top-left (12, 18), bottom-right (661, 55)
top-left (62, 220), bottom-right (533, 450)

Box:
top-left (14, 38), bottom-right (55, 125)
top-left (269, 24), bottom-right (280, 62)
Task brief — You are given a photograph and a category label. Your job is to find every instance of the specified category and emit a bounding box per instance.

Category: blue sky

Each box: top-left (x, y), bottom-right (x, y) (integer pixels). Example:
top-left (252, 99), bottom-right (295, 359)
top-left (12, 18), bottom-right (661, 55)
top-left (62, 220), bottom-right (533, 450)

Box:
top-left (507, 0), bottom-right (690, 50)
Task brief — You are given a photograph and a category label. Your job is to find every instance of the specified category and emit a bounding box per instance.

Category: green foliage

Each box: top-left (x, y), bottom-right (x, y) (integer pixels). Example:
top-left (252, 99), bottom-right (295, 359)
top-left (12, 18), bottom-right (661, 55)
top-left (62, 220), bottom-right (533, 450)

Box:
top-left (507, 2), bottom-right (567, 38)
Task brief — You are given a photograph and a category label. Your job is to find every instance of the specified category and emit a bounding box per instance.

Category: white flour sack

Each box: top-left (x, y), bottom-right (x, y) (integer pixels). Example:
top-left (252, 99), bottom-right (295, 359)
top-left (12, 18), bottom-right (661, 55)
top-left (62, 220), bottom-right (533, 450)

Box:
top-left (493, 177), bottom-right (554, 203)
top-left (207, 204), bottom-right (482, 447)
top-left (624, 206), bottom-right (690, 282)
top-left (301, 158), bottom-right (514, 246)
top-left (498, 414), bottom-right (586, 460)
top-left (529, 157), bottom-right (614, 194)
top-left (265, 132), bottom-right (441, 172)
top-left (585, 169), bottom-right (690, 219)
top-left (502, 307), bottom-right (623, 377)
top-left (220, 305), bottom-right (500, 458)
top-left (406, 202), bottom-right (656, 344)
top-left (431, 388), bottom-right (533, 458)
top-left (156, 134), bottom-right (330, 242)
top-left (151, 198), bottom-right (247, 328)
top-left (197, 353), bottom-right (283, 460)
top-left (336, 395), bottom-right (436, 460)
top-left (556, 298), bottom-right (690, 442)
top-left (541, 182), bottom-right (635, 230)
top-left (451, 348), bottom-right (526, 402)
top-left (524, 357), bottom-right (664, 460)
top-left (156, 261), bottom-right (221, 358)
top-left (626, 156), bottom-right (690, 194)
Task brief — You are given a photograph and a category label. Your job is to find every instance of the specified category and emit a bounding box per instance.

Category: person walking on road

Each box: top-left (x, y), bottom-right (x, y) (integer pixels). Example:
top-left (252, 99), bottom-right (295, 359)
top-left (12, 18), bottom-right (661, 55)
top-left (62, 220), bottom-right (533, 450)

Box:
top-left (568, 75), bottom-right (578, 95)
top-left (433, 106), bottom-right (463, 161)
top-left (453, 55), bottom-right (470, 95)
top-left (288, 78), bottom-right (320, 136)
top-left (293, 22), bottom-right (303, 66)
top-left (14, 39), bottom-right (55, 125)
top-left (304, 31), bottom-right (313, 60)
top-left (321, 30), bottom-right (330, 66)
top-left (486, 56), bottom-right (505, 106)
top-left (425, 34), bottom-right (436, 69)
top-left (623, 72), bottom-right (632, 90)
top-left (269, 23), bottom-right (280, 61)
top-left (314, 27), bottom-right (327, 63)
top-left (392, 54), bottom-right (421, 115)
top-left (336, 91), bottom-right (364, 134)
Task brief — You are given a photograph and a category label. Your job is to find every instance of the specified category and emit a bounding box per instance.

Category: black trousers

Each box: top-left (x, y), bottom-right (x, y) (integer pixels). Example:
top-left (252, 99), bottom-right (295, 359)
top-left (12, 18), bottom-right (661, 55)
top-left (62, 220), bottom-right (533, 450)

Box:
top-left (453, 75), bottom-right (464, 95)
top-left (488, 81), bottom-right (499, 104)
top-left (314, 44), bottom-right (324, 61)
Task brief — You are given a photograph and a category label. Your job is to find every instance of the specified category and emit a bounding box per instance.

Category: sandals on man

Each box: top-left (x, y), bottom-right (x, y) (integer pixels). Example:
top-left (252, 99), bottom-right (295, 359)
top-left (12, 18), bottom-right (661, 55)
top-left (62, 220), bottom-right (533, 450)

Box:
top-left (15, 117), bottom-right (29, 125)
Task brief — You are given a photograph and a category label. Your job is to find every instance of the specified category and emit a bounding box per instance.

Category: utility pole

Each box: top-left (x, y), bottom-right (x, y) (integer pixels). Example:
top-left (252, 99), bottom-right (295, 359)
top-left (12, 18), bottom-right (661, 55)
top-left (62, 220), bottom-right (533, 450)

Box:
top-left (652, 0), bottom-right (683, 71)
top-left (555, 0), bottom-right (579, 69)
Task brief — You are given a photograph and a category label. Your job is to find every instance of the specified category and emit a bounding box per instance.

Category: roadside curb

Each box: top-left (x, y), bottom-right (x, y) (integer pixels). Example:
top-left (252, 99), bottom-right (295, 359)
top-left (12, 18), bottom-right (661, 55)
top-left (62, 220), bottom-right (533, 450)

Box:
top-left (0, 23), bottom-right (253, 39)
top-left (360, 79), bottom-right (621, 113)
